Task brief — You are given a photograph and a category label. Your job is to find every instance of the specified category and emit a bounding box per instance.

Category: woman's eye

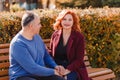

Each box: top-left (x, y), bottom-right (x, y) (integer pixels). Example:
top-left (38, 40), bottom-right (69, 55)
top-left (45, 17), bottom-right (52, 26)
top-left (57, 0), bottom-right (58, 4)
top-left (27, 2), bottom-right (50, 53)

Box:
top-left (69, 19), bottom-right (72, 21)
top-left (63, 18), bottom-right (66, 20)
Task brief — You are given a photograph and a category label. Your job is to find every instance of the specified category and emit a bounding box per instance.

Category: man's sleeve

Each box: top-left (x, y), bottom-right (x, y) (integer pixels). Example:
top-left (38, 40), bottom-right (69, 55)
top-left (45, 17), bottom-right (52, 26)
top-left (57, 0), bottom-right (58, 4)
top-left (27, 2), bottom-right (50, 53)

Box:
top-left (44, 48), bottom-right (57, 68)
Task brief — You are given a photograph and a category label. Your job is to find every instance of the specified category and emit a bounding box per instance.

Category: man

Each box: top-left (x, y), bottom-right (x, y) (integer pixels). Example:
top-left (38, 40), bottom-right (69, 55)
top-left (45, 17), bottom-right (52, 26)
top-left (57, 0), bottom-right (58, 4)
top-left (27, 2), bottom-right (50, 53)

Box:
top-left (9, 11), bottom-right (65, 80)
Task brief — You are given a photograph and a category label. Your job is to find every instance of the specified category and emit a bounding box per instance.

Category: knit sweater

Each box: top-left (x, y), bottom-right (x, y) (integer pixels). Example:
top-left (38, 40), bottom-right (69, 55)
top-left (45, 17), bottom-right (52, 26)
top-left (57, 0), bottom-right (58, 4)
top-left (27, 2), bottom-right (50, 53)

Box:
top-left (9, 32), bottom-right (57, 80)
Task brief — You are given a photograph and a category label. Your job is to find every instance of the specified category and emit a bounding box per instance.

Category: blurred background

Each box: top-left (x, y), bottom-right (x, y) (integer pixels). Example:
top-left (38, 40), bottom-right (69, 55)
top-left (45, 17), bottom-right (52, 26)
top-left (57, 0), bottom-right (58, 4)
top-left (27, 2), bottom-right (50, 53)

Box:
top-left (0, 0), bottom-right (120, 12)
top-left (0, 0), bottom-right (120, 79)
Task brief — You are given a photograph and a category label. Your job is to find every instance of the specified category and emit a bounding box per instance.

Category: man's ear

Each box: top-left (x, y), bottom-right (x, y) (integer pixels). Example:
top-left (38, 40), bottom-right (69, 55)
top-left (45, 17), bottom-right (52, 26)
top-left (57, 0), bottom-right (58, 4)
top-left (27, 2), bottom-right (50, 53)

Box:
top-left (29, 23), bottom-right (33, 29)
top-left (29, 20), bottom-right (35, 28)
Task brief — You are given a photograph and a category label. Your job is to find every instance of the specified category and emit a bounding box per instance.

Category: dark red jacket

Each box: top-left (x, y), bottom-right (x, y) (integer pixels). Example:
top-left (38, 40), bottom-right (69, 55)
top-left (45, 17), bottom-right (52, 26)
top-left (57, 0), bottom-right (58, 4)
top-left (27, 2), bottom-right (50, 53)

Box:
top-left (49, 30), bottom-right (91, 80)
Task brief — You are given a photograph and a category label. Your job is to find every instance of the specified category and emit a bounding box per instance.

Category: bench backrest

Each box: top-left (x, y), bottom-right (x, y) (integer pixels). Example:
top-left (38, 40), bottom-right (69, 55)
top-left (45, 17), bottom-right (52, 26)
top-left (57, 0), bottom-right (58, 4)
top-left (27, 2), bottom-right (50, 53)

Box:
top-left (0, 43), bottom-right (9, 80)
top-left (0, 39), bottom-right (91, 80)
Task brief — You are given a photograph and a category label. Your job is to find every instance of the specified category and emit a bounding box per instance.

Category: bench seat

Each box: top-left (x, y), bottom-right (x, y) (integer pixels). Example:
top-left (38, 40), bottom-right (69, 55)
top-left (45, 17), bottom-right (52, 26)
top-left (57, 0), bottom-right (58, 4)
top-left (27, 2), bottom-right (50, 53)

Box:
top-left (0, 39), bottom-right (116, 80)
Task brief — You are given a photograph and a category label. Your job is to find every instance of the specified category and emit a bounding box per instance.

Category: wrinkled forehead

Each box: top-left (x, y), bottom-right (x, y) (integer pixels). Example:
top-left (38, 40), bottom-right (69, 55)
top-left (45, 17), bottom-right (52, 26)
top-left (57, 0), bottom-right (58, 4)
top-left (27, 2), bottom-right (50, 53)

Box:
top-left (34, 17), bottom-right (40, 23)
top-left (34, 13), bottom-right (40, 23)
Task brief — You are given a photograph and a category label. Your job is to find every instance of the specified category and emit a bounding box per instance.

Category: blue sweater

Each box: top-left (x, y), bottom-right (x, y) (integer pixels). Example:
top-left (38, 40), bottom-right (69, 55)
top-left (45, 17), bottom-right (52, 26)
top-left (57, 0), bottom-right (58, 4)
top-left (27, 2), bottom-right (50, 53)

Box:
top-left (9, 33), bottom-right (57, 80)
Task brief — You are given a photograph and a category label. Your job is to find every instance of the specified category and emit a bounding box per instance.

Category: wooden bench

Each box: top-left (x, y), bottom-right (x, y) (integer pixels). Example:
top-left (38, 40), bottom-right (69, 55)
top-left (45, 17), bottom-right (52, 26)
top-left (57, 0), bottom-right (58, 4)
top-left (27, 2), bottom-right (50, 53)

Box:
top-left (0, 39), bottom-right (115, 80)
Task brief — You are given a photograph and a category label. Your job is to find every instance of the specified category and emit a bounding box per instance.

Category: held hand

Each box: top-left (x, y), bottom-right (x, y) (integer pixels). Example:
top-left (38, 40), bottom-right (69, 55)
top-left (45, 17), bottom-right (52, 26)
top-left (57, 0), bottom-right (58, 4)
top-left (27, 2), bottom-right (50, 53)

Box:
top-left (64, 69), bottom-right (71, 75)
top-left (54, 69), bottom-right (62, 77)
top-left (55, 65), bottom-right (66, 75)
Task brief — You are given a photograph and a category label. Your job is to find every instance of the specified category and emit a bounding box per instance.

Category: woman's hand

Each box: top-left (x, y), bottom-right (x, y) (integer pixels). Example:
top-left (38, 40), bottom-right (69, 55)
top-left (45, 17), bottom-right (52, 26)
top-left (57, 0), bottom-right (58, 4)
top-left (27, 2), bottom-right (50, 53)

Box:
top-left (54, 69), bottom-right (62, 76)
top-left (55, 65), bottom-right (66, 75)
top-left (55, 66), bottom-right (71, 77)
top-left (64, 69), bottom-right (71, 75)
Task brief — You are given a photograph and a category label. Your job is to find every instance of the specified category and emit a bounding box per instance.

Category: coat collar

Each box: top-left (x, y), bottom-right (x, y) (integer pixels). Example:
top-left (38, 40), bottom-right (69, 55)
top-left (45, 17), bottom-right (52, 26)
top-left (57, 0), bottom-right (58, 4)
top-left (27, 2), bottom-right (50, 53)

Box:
top-left (67, 31), bottom-right (75, 55)
top-left (54, 30), bottom-right (62, 46)
top-left (55, 30), bottom-right (75, 55)
top-left (52, 30), bottom-right (62, 56)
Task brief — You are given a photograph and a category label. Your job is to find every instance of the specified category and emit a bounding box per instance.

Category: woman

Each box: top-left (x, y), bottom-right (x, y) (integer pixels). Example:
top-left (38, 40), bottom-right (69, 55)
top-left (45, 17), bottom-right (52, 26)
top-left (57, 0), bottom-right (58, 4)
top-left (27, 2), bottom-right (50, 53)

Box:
top-left (49, 10), bottom-right (91, 80)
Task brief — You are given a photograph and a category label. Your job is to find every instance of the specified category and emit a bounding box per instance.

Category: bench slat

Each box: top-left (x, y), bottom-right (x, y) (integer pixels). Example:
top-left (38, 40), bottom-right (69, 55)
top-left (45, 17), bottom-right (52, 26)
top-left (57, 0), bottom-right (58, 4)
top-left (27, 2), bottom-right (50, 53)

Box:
top-left (0, 44), bottom-right (9, 48)
top-left (0, 70), bottom-right (8, 76)
top-left (0, 56), bottom-right (9, 61)
top-left (0, 76), bottom-right (9, 80)
top-left (85, 61), bottom-right (91, 67)
top-left (43, 39), bottom-right (51, 43)
top-left (0, 62), bottom-right (9, 68)
top-left (92, 72), bottom-right (115, 80)
top-left (88, 68), bottom-right (113, 78)
top-left (84, 56), bottom-right (89, 61)
top-left (0, 48), bottom-right (9, 54)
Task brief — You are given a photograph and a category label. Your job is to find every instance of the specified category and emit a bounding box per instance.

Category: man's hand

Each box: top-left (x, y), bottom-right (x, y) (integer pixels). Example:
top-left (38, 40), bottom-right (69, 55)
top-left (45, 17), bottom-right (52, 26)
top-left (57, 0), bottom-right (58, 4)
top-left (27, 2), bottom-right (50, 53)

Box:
top-left (55, 66), bottom-right (71, 78)
top-left (55, 65), bottom-right (66, 75)
top-left (54, 69), bottom-right (62, 76)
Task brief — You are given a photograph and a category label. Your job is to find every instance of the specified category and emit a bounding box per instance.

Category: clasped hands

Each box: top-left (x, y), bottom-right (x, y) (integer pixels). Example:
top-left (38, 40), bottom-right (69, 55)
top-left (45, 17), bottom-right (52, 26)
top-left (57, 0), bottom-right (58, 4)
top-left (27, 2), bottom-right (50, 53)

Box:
top-left (54, 65), bottom-right (70, 77)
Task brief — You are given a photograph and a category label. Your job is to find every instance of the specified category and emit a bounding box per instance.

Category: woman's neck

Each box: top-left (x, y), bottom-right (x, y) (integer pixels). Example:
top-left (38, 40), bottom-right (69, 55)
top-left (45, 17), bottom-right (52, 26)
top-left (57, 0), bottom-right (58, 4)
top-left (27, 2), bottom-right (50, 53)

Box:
top-left (63, 28), bottom-right (71, 35)
top-left (62, 28), bottom-right (72, 46)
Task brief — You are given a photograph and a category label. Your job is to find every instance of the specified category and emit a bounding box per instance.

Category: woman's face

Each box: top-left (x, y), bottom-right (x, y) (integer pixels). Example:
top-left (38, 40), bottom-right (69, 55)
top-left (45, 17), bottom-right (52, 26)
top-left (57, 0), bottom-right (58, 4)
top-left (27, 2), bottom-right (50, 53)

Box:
top-left (61, 14), bottom-right (74, 29)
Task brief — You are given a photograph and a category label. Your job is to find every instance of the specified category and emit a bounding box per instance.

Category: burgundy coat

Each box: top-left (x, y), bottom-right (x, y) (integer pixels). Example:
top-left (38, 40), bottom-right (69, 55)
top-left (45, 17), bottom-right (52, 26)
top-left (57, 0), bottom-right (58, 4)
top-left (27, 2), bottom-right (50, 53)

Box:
top-left (49, 30), bottom-right (90, 80)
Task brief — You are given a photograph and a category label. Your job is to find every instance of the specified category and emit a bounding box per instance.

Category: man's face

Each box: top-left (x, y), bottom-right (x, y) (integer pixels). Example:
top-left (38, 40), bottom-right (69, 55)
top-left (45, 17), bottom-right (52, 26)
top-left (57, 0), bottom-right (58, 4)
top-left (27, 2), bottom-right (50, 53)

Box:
top-left (33, 18), bottom-right (42, 34)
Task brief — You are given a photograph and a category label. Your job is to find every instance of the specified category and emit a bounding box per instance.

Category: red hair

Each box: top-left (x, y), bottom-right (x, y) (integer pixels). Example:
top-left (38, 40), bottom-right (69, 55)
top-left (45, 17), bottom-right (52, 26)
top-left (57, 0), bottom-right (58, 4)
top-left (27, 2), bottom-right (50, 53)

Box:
top-left (53, 10), bottom-right (81, 32)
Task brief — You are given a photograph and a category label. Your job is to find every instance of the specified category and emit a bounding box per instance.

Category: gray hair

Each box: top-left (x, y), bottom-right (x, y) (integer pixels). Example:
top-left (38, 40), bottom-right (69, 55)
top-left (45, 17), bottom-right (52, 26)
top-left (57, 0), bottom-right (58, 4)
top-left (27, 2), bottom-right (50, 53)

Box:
top-left (21, 11), bottom-right (39, 27)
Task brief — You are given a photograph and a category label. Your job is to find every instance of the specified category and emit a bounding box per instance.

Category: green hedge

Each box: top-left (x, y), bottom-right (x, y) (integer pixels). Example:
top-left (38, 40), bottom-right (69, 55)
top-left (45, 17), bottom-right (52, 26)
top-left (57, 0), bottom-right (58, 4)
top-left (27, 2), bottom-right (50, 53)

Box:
top-left (0, 8), bottom-right (120, 78)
